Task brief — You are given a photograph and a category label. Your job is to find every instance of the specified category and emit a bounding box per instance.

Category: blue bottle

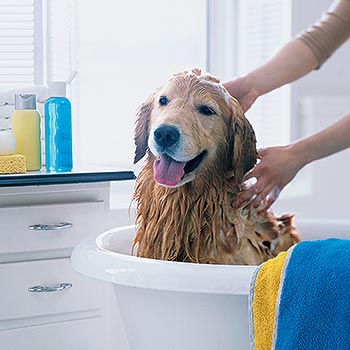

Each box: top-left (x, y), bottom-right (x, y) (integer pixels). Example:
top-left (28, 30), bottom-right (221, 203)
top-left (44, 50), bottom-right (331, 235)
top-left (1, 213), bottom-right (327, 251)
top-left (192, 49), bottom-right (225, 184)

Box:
top-left (44, 82), bottom-right (73, 172)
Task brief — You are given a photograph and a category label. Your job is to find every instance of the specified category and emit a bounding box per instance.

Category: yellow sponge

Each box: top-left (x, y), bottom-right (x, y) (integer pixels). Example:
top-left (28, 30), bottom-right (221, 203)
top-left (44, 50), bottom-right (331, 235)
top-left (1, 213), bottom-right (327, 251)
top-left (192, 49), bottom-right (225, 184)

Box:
top-left (0, 154), bottom-right (26, 174)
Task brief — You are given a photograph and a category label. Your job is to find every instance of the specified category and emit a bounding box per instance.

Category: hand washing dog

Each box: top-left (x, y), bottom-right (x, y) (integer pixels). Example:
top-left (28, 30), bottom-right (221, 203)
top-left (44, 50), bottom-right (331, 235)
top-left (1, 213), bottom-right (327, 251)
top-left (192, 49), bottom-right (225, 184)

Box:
top-left (132, 68), bottom-right (299, 265)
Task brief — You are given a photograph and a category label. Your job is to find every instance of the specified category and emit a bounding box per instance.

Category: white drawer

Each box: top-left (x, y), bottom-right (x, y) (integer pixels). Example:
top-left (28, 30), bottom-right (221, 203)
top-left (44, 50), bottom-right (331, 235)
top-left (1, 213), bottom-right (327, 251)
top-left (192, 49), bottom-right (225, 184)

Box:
top-left (0, 201), bottom-right (104, 254)
top-left (0, 317), bottom-right (106, 350)
top-left (0, 258), bottom-right (106, 321)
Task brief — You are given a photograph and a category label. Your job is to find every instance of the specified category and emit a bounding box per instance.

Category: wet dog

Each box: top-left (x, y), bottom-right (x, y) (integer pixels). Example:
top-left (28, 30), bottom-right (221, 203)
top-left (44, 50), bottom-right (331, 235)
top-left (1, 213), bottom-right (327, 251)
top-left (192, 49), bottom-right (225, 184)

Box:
top-left (132, 68), bottom-right (299, 264)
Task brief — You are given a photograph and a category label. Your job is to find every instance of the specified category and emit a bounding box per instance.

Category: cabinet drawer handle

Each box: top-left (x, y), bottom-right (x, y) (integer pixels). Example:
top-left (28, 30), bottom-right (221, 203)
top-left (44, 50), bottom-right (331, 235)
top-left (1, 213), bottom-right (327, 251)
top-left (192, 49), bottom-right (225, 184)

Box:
top-left (28, 283), bottom-right (73, 293)
top-left (28, 222), bottom-right (73, 231)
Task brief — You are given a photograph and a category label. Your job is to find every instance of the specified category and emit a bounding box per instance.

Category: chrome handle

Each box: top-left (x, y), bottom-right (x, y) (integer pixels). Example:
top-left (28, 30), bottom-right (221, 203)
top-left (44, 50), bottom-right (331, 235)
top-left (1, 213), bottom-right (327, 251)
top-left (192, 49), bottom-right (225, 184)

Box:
top-left (28, 283), bottom-right (73, 293)
top-left (28, 222), bottom-right (73, 231)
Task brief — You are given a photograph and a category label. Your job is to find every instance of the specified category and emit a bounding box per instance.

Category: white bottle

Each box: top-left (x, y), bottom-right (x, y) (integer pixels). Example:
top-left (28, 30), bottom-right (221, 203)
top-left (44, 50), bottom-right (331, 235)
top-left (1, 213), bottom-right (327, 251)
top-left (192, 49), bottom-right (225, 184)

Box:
top-left (0, 118), bottom-right (16, 156)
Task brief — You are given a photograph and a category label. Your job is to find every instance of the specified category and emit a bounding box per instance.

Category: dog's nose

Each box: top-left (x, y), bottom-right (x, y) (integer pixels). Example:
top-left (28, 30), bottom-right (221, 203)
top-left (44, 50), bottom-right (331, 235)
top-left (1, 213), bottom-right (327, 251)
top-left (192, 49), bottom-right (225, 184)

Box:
top-left (154, 125), bottom-right (180, 148)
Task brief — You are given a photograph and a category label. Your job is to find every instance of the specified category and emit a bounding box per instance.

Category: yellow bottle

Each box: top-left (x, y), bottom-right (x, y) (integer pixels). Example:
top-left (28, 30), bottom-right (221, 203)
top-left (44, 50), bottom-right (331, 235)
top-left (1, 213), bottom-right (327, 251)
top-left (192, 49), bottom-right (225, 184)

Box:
top-left (12, 94), bottom-right (41, 171)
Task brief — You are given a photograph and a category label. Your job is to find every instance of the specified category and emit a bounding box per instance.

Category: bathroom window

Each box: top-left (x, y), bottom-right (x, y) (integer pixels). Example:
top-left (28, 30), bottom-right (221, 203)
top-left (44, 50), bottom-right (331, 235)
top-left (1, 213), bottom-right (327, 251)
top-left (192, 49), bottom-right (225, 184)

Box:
top-left (0, 0), bottom-right (76, 88)
top-left (0, 0), bottom-right (77, 164)
top-left (0, 0), bottom-right (291, 166)
top-left (76, 0), bottom-right (291, 169)
top-left (236, 0), bottom-right (292, 147)
top-left (0, 0), bottom-right (291, 197)
top-left (0, 0), bottom-right (43, 89)
top-left (207, 0), bottom-right (292, 148)
top-left (77, 0), bottom-right (207, 169)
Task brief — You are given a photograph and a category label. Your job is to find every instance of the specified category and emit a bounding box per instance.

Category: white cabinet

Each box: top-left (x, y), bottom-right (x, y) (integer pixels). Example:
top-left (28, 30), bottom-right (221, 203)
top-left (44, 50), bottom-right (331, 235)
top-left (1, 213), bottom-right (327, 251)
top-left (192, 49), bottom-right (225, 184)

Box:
top-left (0, 182), bottom-right (121, 350)
top-left (1, 318), bottom-right (106, 350)
top-left (0, 259), bottom-right (105, 321)
top-left (0, 201), bottom-right (104, 254)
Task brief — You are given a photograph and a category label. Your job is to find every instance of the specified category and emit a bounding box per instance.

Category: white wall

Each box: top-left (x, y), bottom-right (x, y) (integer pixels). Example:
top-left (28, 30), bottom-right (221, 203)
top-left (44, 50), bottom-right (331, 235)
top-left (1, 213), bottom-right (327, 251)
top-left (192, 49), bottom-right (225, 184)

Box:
top-left (273, 0), bottom-right (350, 232)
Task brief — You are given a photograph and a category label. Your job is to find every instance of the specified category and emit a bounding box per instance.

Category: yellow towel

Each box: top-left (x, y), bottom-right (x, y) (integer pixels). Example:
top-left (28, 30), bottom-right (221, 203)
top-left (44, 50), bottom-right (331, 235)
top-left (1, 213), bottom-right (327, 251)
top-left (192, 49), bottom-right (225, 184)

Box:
top-left (0, 154), bottom-right (26, 174)
top-left (250, 251), bottom-right (287, 350)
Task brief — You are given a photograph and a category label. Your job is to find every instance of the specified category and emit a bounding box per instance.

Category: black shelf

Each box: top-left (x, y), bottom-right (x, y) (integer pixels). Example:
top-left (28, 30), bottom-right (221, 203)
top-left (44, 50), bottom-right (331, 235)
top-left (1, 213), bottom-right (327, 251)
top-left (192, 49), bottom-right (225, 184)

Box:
top-left (0, 169), bottom-right (136, 187)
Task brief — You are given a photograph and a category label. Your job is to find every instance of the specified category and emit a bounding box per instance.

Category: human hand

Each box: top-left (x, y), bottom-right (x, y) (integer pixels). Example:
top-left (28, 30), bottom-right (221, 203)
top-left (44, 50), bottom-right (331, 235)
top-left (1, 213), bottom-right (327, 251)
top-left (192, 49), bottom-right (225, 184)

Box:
top-left (233, 145), bottom-right (305, 212)
top-left (222, 76), bottom-right (259, 113)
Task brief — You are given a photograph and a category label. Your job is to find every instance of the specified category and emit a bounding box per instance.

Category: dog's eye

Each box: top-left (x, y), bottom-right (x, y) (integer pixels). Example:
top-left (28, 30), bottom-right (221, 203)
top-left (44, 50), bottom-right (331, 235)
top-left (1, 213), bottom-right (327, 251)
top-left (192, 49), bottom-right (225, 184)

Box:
top-left (159, 96), bottom-right (168, 106)
top-left (198, 105), bottom-right (216, 116)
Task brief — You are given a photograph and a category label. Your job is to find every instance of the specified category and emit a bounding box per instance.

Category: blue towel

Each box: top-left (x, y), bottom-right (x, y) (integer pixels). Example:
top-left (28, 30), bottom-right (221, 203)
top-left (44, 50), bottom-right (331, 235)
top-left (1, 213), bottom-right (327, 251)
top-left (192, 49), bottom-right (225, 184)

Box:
top-left (273, 239), bottom-right (350, 349)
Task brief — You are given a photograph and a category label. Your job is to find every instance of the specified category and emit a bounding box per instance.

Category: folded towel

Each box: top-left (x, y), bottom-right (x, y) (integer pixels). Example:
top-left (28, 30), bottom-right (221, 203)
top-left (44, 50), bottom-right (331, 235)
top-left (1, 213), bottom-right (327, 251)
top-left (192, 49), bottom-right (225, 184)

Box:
top-left (0, 105), bottom-right (15, 119)
top-left (250, 239), bottom-right (350, 350)
top-left (249, 251), bottom-right (288, 350)
top-left (0, 85), bottom-right (48, 118)
top-left (273, 239), bottom-right (350, 349)
top-left (0, 85), bottom-right (48, 106)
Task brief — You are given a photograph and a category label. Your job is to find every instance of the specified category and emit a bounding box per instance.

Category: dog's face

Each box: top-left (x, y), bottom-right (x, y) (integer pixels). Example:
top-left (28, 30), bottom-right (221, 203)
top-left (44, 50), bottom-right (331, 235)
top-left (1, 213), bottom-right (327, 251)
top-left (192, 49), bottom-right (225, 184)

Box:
top-left (134, 68), bottom-right (256, 187)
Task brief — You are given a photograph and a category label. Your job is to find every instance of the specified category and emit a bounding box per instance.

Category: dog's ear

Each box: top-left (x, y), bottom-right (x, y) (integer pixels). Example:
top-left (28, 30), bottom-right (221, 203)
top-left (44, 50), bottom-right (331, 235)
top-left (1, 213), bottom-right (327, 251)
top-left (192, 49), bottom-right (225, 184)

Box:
top-left (134, 94), bottom-right (154, 164)
top-left (229, 96), bottom-right (257, 184)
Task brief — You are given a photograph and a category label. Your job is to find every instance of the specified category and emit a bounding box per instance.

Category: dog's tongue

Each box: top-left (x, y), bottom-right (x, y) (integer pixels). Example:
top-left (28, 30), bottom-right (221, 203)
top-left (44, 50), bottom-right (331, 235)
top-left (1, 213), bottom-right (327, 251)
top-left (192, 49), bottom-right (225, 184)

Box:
top-left (153, 154), bottom-right (186, 186)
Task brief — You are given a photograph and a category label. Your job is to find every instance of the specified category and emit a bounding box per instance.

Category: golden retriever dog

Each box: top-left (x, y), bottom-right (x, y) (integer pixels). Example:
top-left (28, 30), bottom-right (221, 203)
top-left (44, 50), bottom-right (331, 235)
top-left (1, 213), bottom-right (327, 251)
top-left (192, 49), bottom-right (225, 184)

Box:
top-left (132, 68), bottom-right (299, 265)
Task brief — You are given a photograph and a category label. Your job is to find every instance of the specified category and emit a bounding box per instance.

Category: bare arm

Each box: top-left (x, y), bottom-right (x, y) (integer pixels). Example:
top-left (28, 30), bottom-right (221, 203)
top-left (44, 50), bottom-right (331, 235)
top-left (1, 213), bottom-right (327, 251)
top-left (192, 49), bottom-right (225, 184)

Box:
top-left (249, 39), bottom-right (318, 96)
top-left (296, 113), bottom-right (350, 164)
top-left (223, 39), bottom-right (318, 112)
top-left (224, 0), bottom-right (350, 112)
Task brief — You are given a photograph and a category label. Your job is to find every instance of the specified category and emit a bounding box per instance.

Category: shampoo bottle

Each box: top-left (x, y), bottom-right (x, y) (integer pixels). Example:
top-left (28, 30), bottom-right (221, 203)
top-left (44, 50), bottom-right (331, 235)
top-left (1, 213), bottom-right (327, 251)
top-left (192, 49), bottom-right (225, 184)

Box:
top-left (44, 82), bottom-right (73, 172)
top-left (12, 94), bottom-right (41, 171)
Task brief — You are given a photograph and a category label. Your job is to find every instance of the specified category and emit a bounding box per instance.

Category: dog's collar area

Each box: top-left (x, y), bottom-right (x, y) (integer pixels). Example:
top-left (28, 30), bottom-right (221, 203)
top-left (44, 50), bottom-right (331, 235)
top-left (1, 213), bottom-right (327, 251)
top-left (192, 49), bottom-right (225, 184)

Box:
top-left (183, 150), bottom-right (207, 175)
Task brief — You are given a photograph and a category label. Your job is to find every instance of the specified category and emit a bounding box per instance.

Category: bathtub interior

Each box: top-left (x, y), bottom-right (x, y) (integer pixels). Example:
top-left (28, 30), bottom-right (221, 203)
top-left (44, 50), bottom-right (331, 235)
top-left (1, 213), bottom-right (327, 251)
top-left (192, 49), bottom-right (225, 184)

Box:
top-left (100, 222), bottom-right (350, 255)
top-left (98, 220), bottom-right (350, 254)
top-left (295, 220), bottom-right (350, 241)
top-left (97, 225), bottom-right (136, 255)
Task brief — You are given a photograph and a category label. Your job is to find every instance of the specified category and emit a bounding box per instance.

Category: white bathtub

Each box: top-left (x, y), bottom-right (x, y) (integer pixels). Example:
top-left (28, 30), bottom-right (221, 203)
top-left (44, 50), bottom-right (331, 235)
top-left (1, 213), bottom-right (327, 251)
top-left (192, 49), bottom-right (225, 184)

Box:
top-left (71, 223), bottom-right (350, 350)
top-left (71, 225), bottom-right (257, 350)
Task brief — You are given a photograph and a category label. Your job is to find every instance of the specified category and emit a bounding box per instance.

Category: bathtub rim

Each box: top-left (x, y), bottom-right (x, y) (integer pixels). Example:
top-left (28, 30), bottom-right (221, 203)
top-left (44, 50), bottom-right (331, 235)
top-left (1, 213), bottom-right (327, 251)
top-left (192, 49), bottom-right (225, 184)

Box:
top-left (71, 225), bottom-right (257, 296)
